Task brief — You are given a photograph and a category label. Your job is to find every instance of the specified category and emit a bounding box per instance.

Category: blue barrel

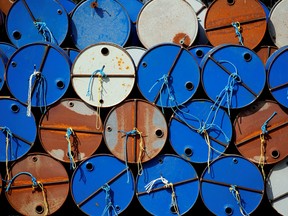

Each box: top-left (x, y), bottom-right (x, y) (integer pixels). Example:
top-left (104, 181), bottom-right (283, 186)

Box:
top-left (71, 154), bottom-right (135, 215)
top-left (5, 42), bottom-right (71, 113)
top-left (200, 44), bottom-right (266, 110)
top-left (136, 154), bottom-right (199, 215)
top-left (200, 155), bottom-right (264, 216)
top-left (188, 45), bottom-right (213, 65)
top-left (266, 45), bottom-right (288, 108)
top-left (169, 99), bottom-right (232, 163)
top-left (0, 98), bottom-right (36, 162)
top-left (0, 49), bottom-right (8, 92)
top-left (0, 42), bottom-right (17, 60)
top-left (137, 43), bottom-right (200, 109)
top-left (63, 47), bottom-right (80, 63)
top-left (6, 0), bottom-right (69, 48)
top-left (70, 0), bottom-right (131, 50)
top-left (57, 0), bottom-right (76, 14)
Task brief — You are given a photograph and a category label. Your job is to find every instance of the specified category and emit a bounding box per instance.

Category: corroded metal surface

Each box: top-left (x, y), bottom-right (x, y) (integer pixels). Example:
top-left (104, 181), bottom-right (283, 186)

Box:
top-left (0, 0), bottom-right (13, 15)
top-left (234, 100), bottom-right (288, 165)
top-left (204, 0), bottom-right (266, 49)
top-left (5, 153), bottom-right (69, 215)
top-left (104, 99), bottom-right (167, 164)
top-left (254, 45), bottom-right (278, 64)
top-left (39, 98), bottom-right (103, 164)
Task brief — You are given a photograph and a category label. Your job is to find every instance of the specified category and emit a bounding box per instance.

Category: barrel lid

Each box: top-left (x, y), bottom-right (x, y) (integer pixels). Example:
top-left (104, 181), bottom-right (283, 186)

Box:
top-left (136, 154), bottom-right (199, 216)
top-left (63, 47), bottom-right (80, 63)
top-left (71, 42), bottom-right (135, 108)
top-left (0, 49), bottom-right (8, 92)
top-left (137, 0), bottom-right (198, 49)
top-left (254, 45), bottom-right (278, 65)
top-left (125, 46), bottom-right (146, 68)
top-left (6, 0), bottom-right (69, 47)
top-left (71, 154), bottom-right (135, 216)
top-left (70, 0), bottom-right (131, 50)
top-left (200, 155), bottom-right (264, 216)
top-left (0, 42), bottom-right (17, 60)
top-left (57, 0), bottom-right (76, 14)
top-left (188, 45), bottom-right (213, 65)
top-left (0, 97), bottom-right (36, 162)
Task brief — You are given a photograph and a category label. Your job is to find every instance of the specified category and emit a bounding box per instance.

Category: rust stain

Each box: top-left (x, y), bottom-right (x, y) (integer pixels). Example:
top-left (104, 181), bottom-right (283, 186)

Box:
top-left (173, 33), bottom-right (191, 47)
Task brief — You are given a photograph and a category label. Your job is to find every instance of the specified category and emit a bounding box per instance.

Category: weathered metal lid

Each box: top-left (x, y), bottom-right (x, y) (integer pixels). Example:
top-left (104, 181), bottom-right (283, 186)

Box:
top-left (137, 0), bottom-right (198, 49)
top-left (188, 45), bottom-right (213, 65)
top-left (125, 46), bottom-right (146, 69)
top-left (254, 45), bottom-right (278, 64)
top-left (0, 49), bottom-right (7, 92)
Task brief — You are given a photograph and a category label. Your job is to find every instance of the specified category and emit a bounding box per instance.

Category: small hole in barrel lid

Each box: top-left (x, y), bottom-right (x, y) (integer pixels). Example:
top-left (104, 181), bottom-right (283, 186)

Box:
top-left (11, 61), bottom-right (17, 67)
top-left (32, 156), bottom-right (38, 162)
top-left (195, 49), bottom-right (204, 58)
top-left (107, 126), bottom-right (112, 132)
top-left (225, 206), bottom-right (233, 215)
top-left (158, 158), bottom-right (163, 164)
top-left (232, 158), bottom-right (238, 164)
top-left (86, 162), bottom-right (93, 171)
top-left (155, 129), bottom-right (163, 138)
top-left (271, 150), bottom-right (280, 159)
top-left (227, 0), bottom-right (235, 5)
top-left (170, 205), bottom-right (177, 214)
top-left (101, 47), bottom-right (109, 56)
top-left (35, 205), bottom-right (44, 214)
top-left (68, 101), bottom-right (74, 107)
top-left (11, 104), bottom-right (19, 113)
top-left (142, 62), bottom-right (147, 68)
top-left (57, 9), bottom-right (62, 15)
top-left (243, 52), bottom-right (252, 62)
top-left (99, 99), bottom-right (104, 104)
top-left (12, 31), bottom-right (21, 40)
top-left (115, 205), bottom-right (121, 212)
top-left (184, 147), bottom-right (193, 157)
top-left (185, 82), bottom-right (194, 91)
top-left (56, 80), bottom-right (65, 89)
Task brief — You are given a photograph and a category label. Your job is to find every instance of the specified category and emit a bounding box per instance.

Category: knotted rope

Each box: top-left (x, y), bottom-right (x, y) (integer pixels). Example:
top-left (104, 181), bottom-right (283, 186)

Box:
top-left (101, 183), bottom-right (118, 216)
top-left (259, 111), bottom-right (277, 179)
top-left (0, 126), bottom-right (13, 181)
top-left (145, 176), bottom-right (180, 215)
top-left (66, 127), bottom-right (77, 170)
top-left (34, 21), bottom-right (57, 44)
top-left (232, 22), bottom-right (244, 45)
top-left (229, 185), bottom-right (249, 216)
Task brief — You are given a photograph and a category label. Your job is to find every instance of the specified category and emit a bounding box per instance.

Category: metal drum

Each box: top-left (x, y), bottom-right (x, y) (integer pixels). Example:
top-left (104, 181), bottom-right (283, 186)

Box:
top-left (0, 98), bottom-right (36, 163)
top-left (5, 153), bottom-right (69, 216)
top-left (0, 49), bottom-right (8, 92)
top-left (5, 42), bottom-right (71, 113)
top-left (71, 154), bottom-right (135, 216)
top-left (188, 45), bottom-right (212, 65)
top-left (169, 99), bottom-right (232, 163)
top-left (104, 99), bottom-right (167, 168)
top-left (57, 0), bottom-right (76, 14)
top-left (268, 0), bottom-right (288, 48)
top-left (0, 0), bottom-right (14, 15)
top-left (200, 44), bottom-right (266, 110)
top-left (200, 155), bottom-right (264, 216)
top-left (71, 43), bottom-right (135, 108)
top-left (63, 47), bottom-right (80, 63)
top-left (70, 0), bottom-right (131, 50)
top-left (254, 45), bottom-right (278, 64)
top-left (137, 43), bottom-right (200, 109)
top-left (266, 45), bottom-right (288, 108)
top-left (234, 100), bottom-right (288, 167)
top-left (266, 157), bottom-right (288, 216)
top-left (6, 0), bottom-right (69, 47)
top-left (185, 0), bottom-right (209, 45)
top-left (39, 98), bottom-right (103, 167)
top-left (137, 0), bottom-right (198, 49)
top-left (0, 42), bottom-right (17, 60)
top-left (204, 0), bottom-right (266, 49)
top-left (125, 46), bottom-right (146, 68)
top-left (136, 154), bottom-right (199, 216)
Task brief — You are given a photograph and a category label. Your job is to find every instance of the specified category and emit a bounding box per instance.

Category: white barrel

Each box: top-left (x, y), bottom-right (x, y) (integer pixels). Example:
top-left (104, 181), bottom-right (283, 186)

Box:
top-left (125, 46), bottom-right (146, 68)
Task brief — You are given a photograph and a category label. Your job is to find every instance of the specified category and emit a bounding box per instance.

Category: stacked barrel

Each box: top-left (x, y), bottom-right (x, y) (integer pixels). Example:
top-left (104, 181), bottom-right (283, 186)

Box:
top-left (0, 0), bottom-right (287, 215)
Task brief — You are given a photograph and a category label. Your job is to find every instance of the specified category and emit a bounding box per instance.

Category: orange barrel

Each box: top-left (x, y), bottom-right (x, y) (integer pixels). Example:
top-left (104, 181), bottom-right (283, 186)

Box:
top-left (137, 0), bottom-right (198, 49)
top-left (0, 0), bottom-right (13, 15)
top-left (103, 99), bottom-right (167, 171)
top-left (204, 0), bottom-right (267, 49)
top-left (71, 42), bottom-right (135, 108)
top-left (5, 153), bottom-right (69, 215)
top-left (234, 100), bottom-right (288, 170)
top-left (268, 0), bottom-right (288, 48)
top-left (254, 45), bottom-right (278, 64)
top-left (38, 98), bottom-right (103, 168)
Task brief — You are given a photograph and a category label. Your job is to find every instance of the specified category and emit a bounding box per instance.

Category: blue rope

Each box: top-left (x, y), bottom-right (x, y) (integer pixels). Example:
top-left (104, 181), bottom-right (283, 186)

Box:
top-left (0, 126), bottom-right (13, 138)
top-left (66, 128), bottom-right (76, 170)
top-left (232, 22), bottom-right (244, 45)
top-left (118, 129), bottom-right (137, 183)
top-left (261, 112), bottom-right (277, 135)
top-left (5, 171), bottom-right (38, 192)
top-left (101, 183), bottom-right (118, 216)
top-left (86, 65), bottom-right (106, 100)
top-left (229, 185), bottom-right (249, 216)
top-left (34, 21), bottom-right (57, 44)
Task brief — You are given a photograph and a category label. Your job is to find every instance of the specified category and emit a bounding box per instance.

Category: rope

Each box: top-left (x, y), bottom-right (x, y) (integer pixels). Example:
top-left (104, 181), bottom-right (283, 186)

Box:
top-left (134, 128), bottom-right (148, 176)
top-left (34, 21), bottom-right (57, 44)
top-left (145, 176), bottom-right (180, 215)
top-left (259, 111), bottom-right (277, 179)
top-left (231, 22), bottom-right (244, 45)
top-left (229, 185), bottom-right (249, 216)
top-left (0, 126), bottom-right (13, 181)
top-left (38, 182), bottom-right (49, 216)
top-left (66, 127), bottom-right (77, 170)
top-left (101, 183), bottom-right (118, 216)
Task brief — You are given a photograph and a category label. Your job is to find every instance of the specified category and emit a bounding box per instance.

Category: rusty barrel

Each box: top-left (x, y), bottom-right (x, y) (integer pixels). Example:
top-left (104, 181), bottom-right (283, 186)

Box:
top-left (104, 99), bottom-right (167, 166)
top-left (5, 153), bottom-right (69, 215)
top-left (38, 98), bottom-right (103, 167)
top-left (0, 98), bottom-right (36, 162)
top-left (6, 0), bottom-right (69, 47)
top-left (169, 99), bottom-right (232, 163)
top-left (266, 45), bottom-right (288, 108)
top-left (136, 0), bottom-right (198, 49)
top-left (71, 42), bottom-right (135, 108)
top-left (136, 154), bottom-right (199, 215)
top-left (254, 45), bottom-right (278, 64)
top-left (71, 154), bottom-right (135, 215)
top-left (266, 157), bottom-right (288, 216)
top-left (0, 0), bottom-right (14, 15)
top-left (204, 0), bottom-right (266, 49)
top-left (234, 100), bottom-right (288, 166)
top-left (200, 155), bottom-right (264, 216)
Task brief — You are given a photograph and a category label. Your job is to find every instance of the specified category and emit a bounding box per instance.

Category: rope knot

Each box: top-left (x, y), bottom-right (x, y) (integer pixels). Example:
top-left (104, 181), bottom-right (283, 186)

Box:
top-left (229, 185), bottom-right (249, 216)
top-left (66, 127), bottom-right (77, 170)
top-left (261, 112), bottom-right (277, 135)
top-left (101, 183), bottom-right (118, 216)
top-left (34, 21), bottom-right (56, 44)
top-left (231, 22), bottom-right (243, 45)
